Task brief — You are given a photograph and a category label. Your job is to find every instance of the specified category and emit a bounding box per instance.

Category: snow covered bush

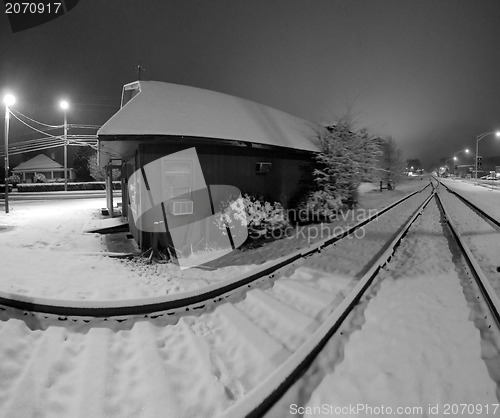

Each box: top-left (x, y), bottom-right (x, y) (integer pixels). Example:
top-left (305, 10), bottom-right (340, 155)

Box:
top-left (215, 194), bottom-right (289, 241)
top-left (6, 174), bottom-right (20, 186)
top-left (33, 173), bottom-right (47, 183)
top-left (17, 181), bottom-right (120, 192)
top-left (297, 190), bottom-right (345, 223)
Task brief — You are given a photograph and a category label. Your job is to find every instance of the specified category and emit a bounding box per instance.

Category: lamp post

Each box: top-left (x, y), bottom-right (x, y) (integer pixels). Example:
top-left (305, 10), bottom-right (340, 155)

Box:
top-left (444, 158), bottom-right (454, 176)
top-left (3, 94), bottom-right (15, 213)
top-left (449, 148), bottom-right (469, 177)
top-left (475, 131), bottom-right (500, 184)
top-left (59, 100), bottom-right (69, 192)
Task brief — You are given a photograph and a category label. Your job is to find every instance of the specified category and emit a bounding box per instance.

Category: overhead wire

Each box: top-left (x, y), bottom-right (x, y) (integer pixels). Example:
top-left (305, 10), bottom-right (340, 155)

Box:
top-left (10, 109), bottom-right (61, 128)
top-left (9, 110), bottom-right (100, 136)
top-left (9, 111), bottom-right (61, 138)
top-left (1, 108), bottom-right (100, 158)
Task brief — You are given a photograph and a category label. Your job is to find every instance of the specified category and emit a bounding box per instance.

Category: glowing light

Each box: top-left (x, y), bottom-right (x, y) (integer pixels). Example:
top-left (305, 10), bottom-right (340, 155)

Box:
top-left (3, 94), bottom-right (15, 107)
top-left (59, 100), bottom-right (69, 110)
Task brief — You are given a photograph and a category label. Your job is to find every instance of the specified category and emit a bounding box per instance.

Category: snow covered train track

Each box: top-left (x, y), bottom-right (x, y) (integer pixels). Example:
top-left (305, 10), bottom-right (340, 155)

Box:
top-left (0, 184), bottom-right (440, 418)
top-left (438, 178), bottom-right (500, 229)
top-left (0, 182), bottom-right (431, 320)
top-left (435, 181), bottom-right (500, 326)
top-left (226, 179), bottom-right (500, 417)
top-left (217, 184), bottom-right (438, 417)
top-left (7, 180), bottom-right (497, 417)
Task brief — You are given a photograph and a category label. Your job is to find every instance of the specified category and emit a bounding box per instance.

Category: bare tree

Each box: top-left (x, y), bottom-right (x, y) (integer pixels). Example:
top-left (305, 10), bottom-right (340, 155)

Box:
top-left (379, 136), bottom-right (405, 188)
top-left (87, 151), bottom-right (121, 181)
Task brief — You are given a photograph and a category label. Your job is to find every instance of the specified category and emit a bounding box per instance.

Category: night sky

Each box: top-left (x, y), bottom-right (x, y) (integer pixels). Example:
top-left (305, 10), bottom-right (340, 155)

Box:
top-left (2, 0), bottom-right (500, 169)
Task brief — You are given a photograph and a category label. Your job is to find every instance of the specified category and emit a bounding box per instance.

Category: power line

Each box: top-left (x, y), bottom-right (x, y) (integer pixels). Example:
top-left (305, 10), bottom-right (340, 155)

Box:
top-left (11, 109), bottom-right (60, 128)
top-left (0, 134), bottom-right (97, 158)
top-left (0, 109), bottom-right (100, 159)
top-left (9, 111), bottom-right (60, 138)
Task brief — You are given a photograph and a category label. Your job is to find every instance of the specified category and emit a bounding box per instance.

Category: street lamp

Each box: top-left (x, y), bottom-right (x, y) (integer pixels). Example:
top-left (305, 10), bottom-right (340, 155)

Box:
top-left (3, 93), bottom-right (15, 213)
top-left (475, 131), bottom-right (500, 184)
top-left (449, 148), bottom-right (469, 177)
top-left (59, 100), bottom-right (69, 191)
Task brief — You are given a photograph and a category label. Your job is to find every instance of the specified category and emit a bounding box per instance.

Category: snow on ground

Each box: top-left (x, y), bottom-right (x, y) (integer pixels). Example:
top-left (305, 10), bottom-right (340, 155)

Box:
top-left (438, 186), bottom-right (500, 298)
top-left (0, 178), bottom-right (426, 302)
top-left (441, 177), bottom-right (500, 222)
top-left (0, 178), bottom-right (430, 418)
top-left (302, 199), bottom-right (499, 417)
top-left (0, 199), bottom-right (279, 301)
top-left (0, 313), bottom-right (241, 418)
top-left (1, 177), bottom-right (498, 417)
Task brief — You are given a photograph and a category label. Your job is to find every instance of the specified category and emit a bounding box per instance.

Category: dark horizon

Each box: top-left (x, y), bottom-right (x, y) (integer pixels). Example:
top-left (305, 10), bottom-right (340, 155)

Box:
top-left (2, 0), bottom-right (500, 169)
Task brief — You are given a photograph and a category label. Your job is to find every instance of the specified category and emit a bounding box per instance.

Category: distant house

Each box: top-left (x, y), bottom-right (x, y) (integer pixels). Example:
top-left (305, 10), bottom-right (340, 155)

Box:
top-left (97, 80), bottom-right (319, 251)
top-left (12, 154), bottom-right (74, 183)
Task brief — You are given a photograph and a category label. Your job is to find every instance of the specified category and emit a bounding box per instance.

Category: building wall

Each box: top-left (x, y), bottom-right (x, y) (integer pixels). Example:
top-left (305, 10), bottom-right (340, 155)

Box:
top-left (139, 140), bottom-right (314, 206)
top-left (121, 137), bottom-right (315, 251)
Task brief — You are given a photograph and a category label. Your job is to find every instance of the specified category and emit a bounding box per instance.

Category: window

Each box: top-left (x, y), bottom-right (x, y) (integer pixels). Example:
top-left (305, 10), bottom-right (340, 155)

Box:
top-left (121, 82), bottom-right (140, 107)
top-left (256, 162), bottom-right (272, 174)
top-left (161, 158), bottom-right (195, 206)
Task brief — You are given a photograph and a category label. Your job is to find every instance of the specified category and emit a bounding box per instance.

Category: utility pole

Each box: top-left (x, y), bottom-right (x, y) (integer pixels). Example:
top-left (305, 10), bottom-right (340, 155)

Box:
top-left (63, 110), bottom-right (68, 191)
top-left (475, 131), bottom-right (500, 184)
top-left (4, 103), bottom-right (10, 213)
top-left (60, 100), bottom-right (69, 191)
top-left (3, 94), bottom-right (15, 214)
top-left (134, 65), bottom-right (146, 80)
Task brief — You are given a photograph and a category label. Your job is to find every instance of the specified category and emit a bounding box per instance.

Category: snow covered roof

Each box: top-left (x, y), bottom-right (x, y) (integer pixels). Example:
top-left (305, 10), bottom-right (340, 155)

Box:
top-left (13, 154), bottom-right (63, 172)
top-left (98, 81), bottom-right (319, 152)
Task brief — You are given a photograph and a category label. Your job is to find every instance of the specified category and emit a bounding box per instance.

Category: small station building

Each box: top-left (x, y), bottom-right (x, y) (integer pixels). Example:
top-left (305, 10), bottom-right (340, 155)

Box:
top-left (97, 81), bottom-right (319, 251)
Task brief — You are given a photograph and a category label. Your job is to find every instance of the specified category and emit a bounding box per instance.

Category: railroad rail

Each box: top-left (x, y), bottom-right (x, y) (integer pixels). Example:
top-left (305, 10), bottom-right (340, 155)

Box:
top-left (220, 180), bottom-right (437, 417)
top-left (3, 178), bottom-right (498, 417)
top-left (438, 178), bottom-right (500, 229)
top-left (0, 182), bottom-right (431, 319)
top-left (435, 180), bottom-right (500, 325)
top-left (221, 178), bottom-right (500, 418)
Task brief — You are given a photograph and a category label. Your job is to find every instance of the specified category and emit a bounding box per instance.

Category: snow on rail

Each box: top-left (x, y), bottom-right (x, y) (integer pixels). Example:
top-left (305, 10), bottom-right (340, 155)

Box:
top-left (220, 187), bottom-right (436, 417)
top-left (436, 190), bottom-right (500, 326)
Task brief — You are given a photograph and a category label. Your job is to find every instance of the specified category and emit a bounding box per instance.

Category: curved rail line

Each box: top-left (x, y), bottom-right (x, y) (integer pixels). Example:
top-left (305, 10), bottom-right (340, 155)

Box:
top-left (0, 183), bottom-right (431, 318)
top-left (220, 182), bottom-right (437, 418)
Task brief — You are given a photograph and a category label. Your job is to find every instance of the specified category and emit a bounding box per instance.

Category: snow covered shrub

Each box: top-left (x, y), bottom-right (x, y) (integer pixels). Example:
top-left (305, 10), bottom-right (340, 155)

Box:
top-left (16, 181), bottom-right (120, 192)
top-left (215, 194), bottom-right (289, 242)
top-left (214, 196), bottom-right (248, 242)
top-left (33, 173), bottom-right (47, 183)
top-left (297, 190), bottom-right (345, 224)
top-left (6, 174), bottom-right (20, 186)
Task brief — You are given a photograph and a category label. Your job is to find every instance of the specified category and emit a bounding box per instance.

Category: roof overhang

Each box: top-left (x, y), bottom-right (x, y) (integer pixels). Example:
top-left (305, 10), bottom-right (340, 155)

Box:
top-left (98, 81), bottom-right (319, 166)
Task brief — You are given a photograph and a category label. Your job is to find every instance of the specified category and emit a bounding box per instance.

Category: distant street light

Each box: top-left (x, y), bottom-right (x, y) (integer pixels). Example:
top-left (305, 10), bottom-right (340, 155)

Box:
top-left (449, 148), bottom-right (469, 176)
top-left (475, 131), bottom-right (500, 184)
top-left (3, 93), bottom-right (15, 213)
top-left (59, 100), bottom-right (69, 191)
